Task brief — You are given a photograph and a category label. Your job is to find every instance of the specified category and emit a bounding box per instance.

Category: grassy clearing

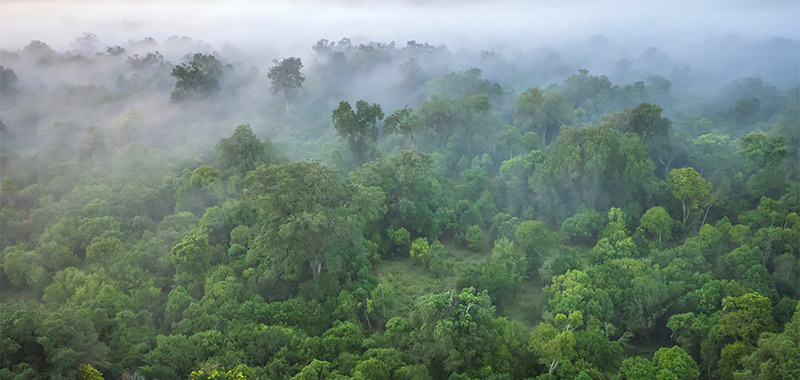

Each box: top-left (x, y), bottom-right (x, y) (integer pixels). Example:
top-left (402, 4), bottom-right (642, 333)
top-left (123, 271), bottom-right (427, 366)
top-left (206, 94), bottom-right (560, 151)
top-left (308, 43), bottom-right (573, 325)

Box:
top-left (501, 276), bottom-right (543, 328)
top-left (372, 243), bottom-right (542, 328)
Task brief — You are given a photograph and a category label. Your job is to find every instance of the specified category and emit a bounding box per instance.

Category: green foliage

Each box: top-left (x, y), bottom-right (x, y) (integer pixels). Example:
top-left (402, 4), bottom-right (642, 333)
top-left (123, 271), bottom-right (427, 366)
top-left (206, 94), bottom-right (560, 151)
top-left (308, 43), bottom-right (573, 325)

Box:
top-left (640, 206), bottom-right (672, 243)
top-left (76, 364), bottom-right (104, 380)
top-left (267, 57), bottom-right (304, 96)
top-left (619, 356), bottom-right (655, 380)
top-left (350, 148), bottom-right (453, 239)
top-left (390, 227), bottom-right (412, 256)
top-left (515, 220), bottom-right (555, 269)
top-left (190, 365), bottom-right (254, 380)
top-left (652, 346), bottom-right (700, 380)
top-left (514, 87), bottom-right (575, 145)
top-left (716, 293), bottom-right (775, 344)
top-left (292, 360), bottom-right (333, 380)
top-left (666, 167), bottom-right (713, 225)
top-left (245, 161), bottom-right (384, 294)
top-left (480, 238), bottom-right (526, 306)
top-left (384, 106), bottom-right (424, 145)
top-left (171, 53), bottom-right (226, 102)
top-left (214, 124), bottom-right (279, 176)
top-left (407, 288), bottom-right (499, 378)
top-left (409, 237), bottom-right (446, 276)
top-left (2, 35), bottom-right (798, 380)
top-left (333, 100), bottom-right (385, 163)
top-left (465, 225), bottom-right (485, 251)
top-left (0, 65), bottom-right (18, 94)
top-left (170, 231), bottom-right (213, 276)
top-left (625, 103), bottom-right (672, 141)
top-left (1, 245), bottom-right (47, 290)
top-left (735, 305), bottom-right (800, 379)
top-left (560, 208), bottom-right (605, 245)
top-left (532, 124), bottom-right (655, 219)
top-left (738, 132), bottom-right (789, 198)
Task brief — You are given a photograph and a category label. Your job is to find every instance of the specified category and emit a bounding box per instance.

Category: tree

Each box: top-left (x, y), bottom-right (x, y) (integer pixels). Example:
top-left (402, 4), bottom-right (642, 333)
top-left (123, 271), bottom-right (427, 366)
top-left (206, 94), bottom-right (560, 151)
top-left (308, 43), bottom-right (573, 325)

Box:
top-left (560, 208), bottom-right (605, 245)
top-left (77, 364), bottom-right (105, 380)
top-left (515, 220), bottom-right (555, 269)
top-left (409, 237), bottom-right (446, 276)
top-left (666, 167), bottom-right (713, 225)
top-left (652, 346), bottom-right (700, 380)
top-left (245, 162), bottom-right (384, 292)
top-left (532, 125), bottom-right (655, 217)
top-left (611, 103), bottom-right (675, 174)
top-left (559, 69), bottom-right (616, 118)
top-left (169, 231), bottom-right (214, 295)
top-left (384, 106), bottom-right (423, 145)
top-left (190, 365), bottom-right (254, 380)
top-left (735, 306), bottom-right (799, 380)
top-left (332, 100), bottom-right (384, 164)
top-left (292, 360), bottom-right (333, 380)
top-left (267, 57), bottom-right (304, 115)
top-left (349, 148), bottom-right (454, 238)
top-left (514, 88), bottom-right (575, 145)
top-left (737, 132), bottom-right (788, 198)
top-left (214, 124), bottom-right (279, 176)
top-left (170, 53), bottom-right (225, 102)
top-left (353, 357), bottom-right (390, 380)
top-left (716, 293), bottom-right (774, 345)
top-left (732, 97), bottom-right (761, 127)
top-left (408, 288), bottom-right (498, 378)
top-left (625, 103), bottom-right (671, 142)
top-left (640, 206), bottom-right (672, 243)
top-left (465, 225), bottom-right (485, 251)
top-left (480, 238), bottom-right (526, 305)
top-left (619, 356), bottom-right (655, 380)
top-left (547, 270), bottom-right (613, 325)
top-left (529, 311), bottom-right (583, 376)
top-left (0, 66), bottom-right (17, 94)
top-left (1, 245), bottom-right (48, 290)
top-left (36, 306), bottom-right (109, 378)
top-left (496, 125), bottom-right (524, 160)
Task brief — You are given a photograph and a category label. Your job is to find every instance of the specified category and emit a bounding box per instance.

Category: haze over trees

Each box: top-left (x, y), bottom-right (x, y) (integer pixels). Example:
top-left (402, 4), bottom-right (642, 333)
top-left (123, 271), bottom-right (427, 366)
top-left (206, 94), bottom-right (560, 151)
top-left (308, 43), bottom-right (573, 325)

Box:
top-left (0, 10), bottom-right (798, 380)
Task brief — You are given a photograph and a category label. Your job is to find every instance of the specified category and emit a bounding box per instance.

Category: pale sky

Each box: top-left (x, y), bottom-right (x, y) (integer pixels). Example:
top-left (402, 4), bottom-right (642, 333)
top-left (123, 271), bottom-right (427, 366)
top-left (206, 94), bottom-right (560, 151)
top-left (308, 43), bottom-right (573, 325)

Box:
top-left (1, 0), bottom-right (797, 55)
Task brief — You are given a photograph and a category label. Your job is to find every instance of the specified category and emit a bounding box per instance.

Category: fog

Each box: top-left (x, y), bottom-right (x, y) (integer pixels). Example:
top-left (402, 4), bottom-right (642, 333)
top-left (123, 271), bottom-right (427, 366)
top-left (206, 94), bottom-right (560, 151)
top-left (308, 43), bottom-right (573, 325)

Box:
top-left (3, 0), bottom-right (797, 53)
top-left (1, 0), bottom-right (798, 167)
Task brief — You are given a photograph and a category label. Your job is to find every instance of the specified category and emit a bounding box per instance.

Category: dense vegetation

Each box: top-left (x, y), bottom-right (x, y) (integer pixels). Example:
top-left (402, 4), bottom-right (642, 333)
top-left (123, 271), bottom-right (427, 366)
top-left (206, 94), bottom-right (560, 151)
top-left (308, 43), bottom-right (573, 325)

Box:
top-left (0, 34), bottom-right (798, 380)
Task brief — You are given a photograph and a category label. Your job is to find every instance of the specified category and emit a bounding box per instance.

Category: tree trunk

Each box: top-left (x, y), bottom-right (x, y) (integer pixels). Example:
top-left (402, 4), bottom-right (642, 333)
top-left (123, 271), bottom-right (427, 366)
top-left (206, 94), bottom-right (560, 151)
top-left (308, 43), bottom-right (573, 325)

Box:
top-left (699, 205), bottom-right (712, 232)
top-left (542, 126), bottom-right (547, 146)
top-left (682, 202), bottom-right (688, 224)
top-left (364, 297), bottom-right (371, 329)
top-left (381, 286), bottom-right (386, 319)
top-left (549, 360), bottom-right (558, 375)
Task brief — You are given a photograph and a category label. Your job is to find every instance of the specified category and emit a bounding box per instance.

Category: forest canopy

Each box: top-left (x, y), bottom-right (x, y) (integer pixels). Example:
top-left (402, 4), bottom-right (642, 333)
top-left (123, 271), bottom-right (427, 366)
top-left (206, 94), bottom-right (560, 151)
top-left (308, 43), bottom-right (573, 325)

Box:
top-left (0, 18), bottom-right (798, 380)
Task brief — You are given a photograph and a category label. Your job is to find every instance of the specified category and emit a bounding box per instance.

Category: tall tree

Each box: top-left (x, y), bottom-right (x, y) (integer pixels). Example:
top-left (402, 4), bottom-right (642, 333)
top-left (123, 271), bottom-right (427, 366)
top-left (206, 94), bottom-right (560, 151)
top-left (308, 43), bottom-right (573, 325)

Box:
top-left (737, 132), bottom-right (788, 198)
top-left (267, 57), bottom-right (304, 115)
top-left (244, 162), bottom-right (385, 293)
top-left (666, 167), bottom-right (714, 226)
top-left (170, 53), bottom-right (226, 103)
top-left (384, 106), bottom-right (423, 145)
top-left (640, 206), bottom-right (673, 243)
top-left (514, 88), bottom-right (575, 146)
top-left (332, 100), bottom-right (384, 164)
top-left (214, 124), bottom-right (280, 177)
top-left (532, 125), bottom-right (655, 218)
